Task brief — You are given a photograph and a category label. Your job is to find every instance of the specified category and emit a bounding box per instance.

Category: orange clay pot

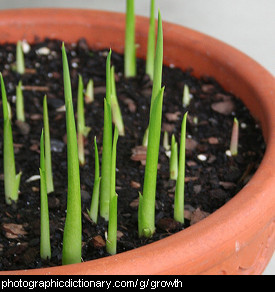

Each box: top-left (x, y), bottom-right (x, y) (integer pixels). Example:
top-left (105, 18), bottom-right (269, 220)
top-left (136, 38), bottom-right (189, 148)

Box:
top-left (0, 9), bottom-right (274, 275)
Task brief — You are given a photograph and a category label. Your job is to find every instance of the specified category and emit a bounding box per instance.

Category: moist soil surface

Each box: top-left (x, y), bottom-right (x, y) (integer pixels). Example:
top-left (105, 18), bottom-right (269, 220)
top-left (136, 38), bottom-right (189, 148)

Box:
top-left (0, 39), bottom-right (265, 271)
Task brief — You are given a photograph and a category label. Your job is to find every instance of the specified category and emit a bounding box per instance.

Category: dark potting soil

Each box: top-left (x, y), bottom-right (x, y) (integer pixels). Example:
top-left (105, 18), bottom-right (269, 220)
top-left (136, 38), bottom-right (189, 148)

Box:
top-left (0, 39), bottom-right (265, 271)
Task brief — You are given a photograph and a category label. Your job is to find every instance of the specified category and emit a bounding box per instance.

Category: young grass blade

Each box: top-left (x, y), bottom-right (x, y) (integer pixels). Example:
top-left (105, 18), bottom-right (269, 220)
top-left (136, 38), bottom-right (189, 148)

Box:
top-left (77, 74), bottom-right (91, 166)
top-left (106, 127), bottom-right (119, 255)
top-left (100, 49), bottom-right (113, 221)
top-left (111, 66), bottom-right (125, 136)
top-left (170, 134), bottom-right (178, 180)
top-left (146, 0), bottom-right (156, 80)
top-left (174, 112), bottom-right (188, 224)
top-left (39, 129), bottom-right (51, 260)
top-left (85, 79), bottom-right (94, 104)
top-left (1, 73), bottom-right (22, 204)
top-left (100, 98), bottom-right (112, 220)
top-left (16, 80), bottom-right (25, 122)
top-left (61, 43), bottom-right (82, 265)
top-left (124, 0), bottom-right (136, 77)
top-left (88, 137), bottom-right (101, 224)
top-left (150, 10), bottom-right (163, 113)
top-left (16, 41), bottom-right (25, 74)
top-left (43, 95), bottom-right (54, 194)
top-left (138, 87), bottom-right (164, 238)
top-left (230, 117), bottom-right (239, 156)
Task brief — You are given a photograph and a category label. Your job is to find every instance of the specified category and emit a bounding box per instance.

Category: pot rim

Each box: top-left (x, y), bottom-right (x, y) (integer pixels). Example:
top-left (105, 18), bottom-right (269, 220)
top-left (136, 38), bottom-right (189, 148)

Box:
top-left (0, 8), bottom-right (274, 275)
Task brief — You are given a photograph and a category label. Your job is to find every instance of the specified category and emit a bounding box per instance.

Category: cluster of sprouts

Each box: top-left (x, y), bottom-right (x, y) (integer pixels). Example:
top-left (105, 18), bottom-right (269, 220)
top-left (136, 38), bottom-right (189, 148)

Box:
top-left (0, 0), bottom-right (239, 266)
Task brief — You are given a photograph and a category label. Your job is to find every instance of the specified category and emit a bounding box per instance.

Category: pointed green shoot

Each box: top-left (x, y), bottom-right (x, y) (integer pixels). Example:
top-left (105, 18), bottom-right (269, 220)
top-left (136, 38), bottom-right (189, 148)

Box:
top-left (150, 10), bottom-right (163, 115)
top-left (146, 0), bottom-right (156, 80)
top-left (85, 79), bottom-right (94, 104)
top-left (230, 117), bottom-right (239, 156)
top-left (43, 95), bottom-right (54, 194)
top-left (170, 134), bottom-right (178, 180)
top-left (106, 127), bottom-right (119, 255)
top-left (111, 66), bottom-right (125, 136)
top-left (100, 50), bottom-right (113, 221)
top-left (61, 43), bottom-right (82, 265)
top-left (16, 80), bottom-right (25, 122)
top-left (124, 0), bottom-right (136, 77)
top-left (16, 41), bottom-right (25, 74)
top-left (174, 112), bottom-right (188, 224)
top-left (39, 129), bottom-right (51, 260)
top-left (182, 84), bottom-right (191, 108)
top-left (138, 87), bottom-right (164, 238)
top-left (1, 73), bottom-right (22, 204)
top-left (106, 49), bottom-right (112, 105)
top-left (88, 137), bottom-right (101, 224)
top-left (77, 74), bottom-right (91, 166)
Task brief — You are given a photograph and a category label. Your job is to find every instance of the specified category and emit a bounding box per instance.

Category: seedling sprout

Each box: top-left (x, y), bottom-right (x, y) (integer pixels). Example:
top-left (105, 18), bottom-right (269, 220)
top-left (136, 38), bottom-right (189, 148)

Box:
top-left (230, 117), bottom-right (239, 156)
top-left (174, 112), bottom-right (188, 224)
top-left (43, 95), bottom-right (54, 194)
top-left (88, 137), bottom-right (101, 224)
top-left (182, 84), bottom-right (191, 108)
top-left (39, 129), bottom-right (51, 260)
top-left (61, 43), bottom-right (82, 265)
top-left (85, 78), bottom-right (94, 104)
top-left (100, 50), bottom-right (113, 221)
top-left (110, 66), bottom-right (125, 136)
top-left (1, 73), bottom-right (22, 204)
top-left (16, 80), bottom-right (25, 122)
top-left (170, 134), bottom-right (178, 180)
top-left (138, 11), bottom-right (164, 238)
top-left (163, 130), bottom-right (170, 151)
top-left (16, 41), bottom-right (25, 74)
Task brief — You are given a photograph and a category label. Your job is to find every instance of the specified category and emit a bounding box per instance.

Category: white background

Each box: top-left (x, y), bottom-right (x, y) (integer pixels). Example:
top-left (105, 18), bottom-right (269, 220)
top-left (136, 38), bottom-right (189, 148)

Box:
top-left (0, 0), bottom-right (274, 274)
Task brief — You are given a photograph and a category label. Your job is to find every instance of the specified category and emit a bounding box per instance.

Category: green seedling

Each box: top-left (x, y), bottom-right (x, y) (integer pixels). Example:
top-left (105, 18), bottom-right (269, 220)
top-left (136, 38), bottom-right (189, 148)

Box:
top-left (182, 84), bottom-right (191, 108)
top-left (138, 11), bottom-right (164, 238)
top-left (39, 129), bottom-right (51, 260)
top-left (174, 112), bottom-right (188, 224)
top-left (100, 49), bottom-right (113, 221)
top-left (110, 66), bottom-right (125, 136)
top-left (61, 43), bottom-right (82, 265)
top-left (170, 134), bottom-right (178, 180)
top-left (125, 0), bottom-right (136, 77)
top-left (88, 137), bottom-right (101, 224)
top-left (1, 73), bottom-right (22, 205)
top-left (77, 74), bottom-right (91, 166)
top-left (138, 87), bottom-right (164, 238)
top-left (230, 117), bottom-right (239, 156)
top-left (106, 127), bottom-right (119, 255)
top-left (16, 41), bottom-right (25, 74)
top-left (85, 79), bottom-right (94, 104)
top-left (146, 0), bottom-right (156, 80)
top-left (163, 131), bottom-right (170, 151)
top-left (16, 80), bottom-right (25, 122)
top-left (43, 95), bottom-right (54, 194)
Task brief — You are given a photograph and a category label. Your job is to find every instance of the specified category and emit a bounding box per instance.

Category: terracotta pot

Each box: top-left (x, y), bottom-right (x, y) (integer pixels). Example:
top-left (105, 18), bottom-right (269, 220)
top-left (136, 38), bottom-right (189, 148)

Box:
top-left (0, 8), bottom-right (274, 275)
